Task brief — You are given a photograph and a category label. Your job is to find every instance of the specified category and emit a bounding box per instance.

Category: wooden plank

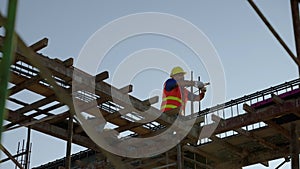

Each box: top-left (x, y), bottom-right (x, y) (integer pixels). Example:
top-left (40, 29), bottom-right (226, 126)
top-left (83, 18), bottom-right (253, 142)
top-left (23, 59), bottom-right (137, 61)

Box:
top-left (243, 147), bottom-right (290, 167)
top-left (9, 72), bottom-right (55, 97)
top-left (119, 85), bottom-right (133, 93)
top-left (9, 75), bottom-right (41, 95)
top-left (29, 38), bottom-right (48, 52)
top-left (6, 109), bottom-right (128, 169)
top-left (7, 110), bottom-right (99, 150)
top-left (245, 103), bottom-right (292, 141)
top-left (212, 114), bottom-right (279, 150)
top-left (10, 48), bottom-right (202, 141)
top-left (14, 94), bottom-right (57, 115)
top-left (271, 94), bottom-right (284, 105)
top-left (210, 135), bottom-right (248, 158)
top-left (3, 101), bottom-right (63, 130)
top-left (206, 100), bottom-right (300, 136)
top-left (95, 71), bottom-right (109, 83)
top-left (266, 120), bottom-right (292, 141)
top-left (7, 111), bottom-right (69, 131)
top-left (62, 58), bottom-right (73, 67)
top-left (183, 145), bottom-right (221, 163)
top-left (243, 103), bottom-right (256, 114)
top-left (142, 96), bottom-right (159, 106)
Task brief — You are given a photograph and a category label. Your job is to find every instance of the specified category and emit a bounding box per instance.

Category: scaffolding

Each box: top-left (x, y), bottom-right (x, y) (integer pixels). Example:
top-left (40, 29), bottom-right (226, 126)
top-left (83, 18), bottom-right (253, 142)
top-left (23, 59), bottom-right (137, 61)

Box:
top-left (0, 0), bottom-right (300, 169)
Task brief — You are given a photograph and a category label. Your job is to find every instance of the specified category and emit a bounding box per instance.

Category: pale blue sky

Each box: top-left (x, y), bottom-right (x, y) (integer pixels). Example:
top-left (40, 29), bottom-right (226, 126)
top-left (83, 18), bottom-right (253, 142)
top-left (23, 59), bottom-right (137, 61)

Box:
top-left (0, 0), bottom-right (298, 168)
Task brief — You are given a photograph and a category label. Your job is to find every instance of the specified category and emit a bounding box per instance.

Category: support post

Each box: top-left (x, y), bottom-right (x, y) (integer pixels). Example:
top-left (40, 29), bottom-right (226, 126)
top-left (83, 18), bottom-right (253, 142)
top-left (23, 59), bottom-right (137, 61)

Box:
top-left (290, 0), bottom-right (300, 75)
top-left (177, 144), bottom-right (183, 169)
top-left (198, 76), bottom-right (201, 112)
top-left (166, 152), bottom-right (169, 169)
top-left (290, 123), bottom-right (299, 169)
top-left (25, 126), bottom-right (31, 169)
top-left (65, 113), bottom-right (74, 169)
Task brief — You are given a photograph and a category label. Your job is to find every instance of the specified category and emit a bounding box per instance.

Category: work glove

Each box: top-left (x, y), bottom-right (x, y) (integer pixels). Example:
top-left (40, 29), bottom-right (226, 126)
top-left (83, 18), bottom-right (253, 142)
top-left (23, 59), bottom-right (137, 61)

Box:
top-left (194, 81), bottom-right (210, 89)
top-left (201, 87), bottom-right (207, 93)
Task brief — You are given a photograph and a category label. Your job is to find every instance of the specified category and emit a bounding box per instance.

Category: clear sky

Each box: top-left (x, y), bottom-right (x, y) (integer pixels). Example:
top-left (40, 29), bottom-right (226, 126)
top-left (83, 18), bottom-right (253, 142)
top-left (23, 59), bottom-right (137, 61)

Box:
top-left (0, 0), bottom-right (298, 168)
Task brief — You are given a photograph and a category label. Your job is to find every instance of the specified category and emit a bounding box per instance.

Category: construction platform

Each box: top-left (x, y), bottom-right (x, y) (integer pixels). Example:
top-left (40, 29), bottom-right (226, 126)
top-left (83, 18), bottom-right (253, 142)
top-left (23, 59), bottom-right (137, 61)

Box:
top-left (1, 34), bottom-right (300, 169)
top-left (1, 0), bottom-right (300, 168)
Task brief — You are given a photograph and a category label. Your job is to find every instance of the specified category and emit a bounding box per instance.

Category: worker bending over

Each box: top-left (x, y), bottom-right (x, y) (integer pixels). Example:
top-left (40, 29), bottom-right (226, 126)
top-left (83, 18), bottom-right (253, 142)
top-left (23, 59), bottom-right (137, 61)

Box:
top-left (161, 66), bottom-right (208, 116)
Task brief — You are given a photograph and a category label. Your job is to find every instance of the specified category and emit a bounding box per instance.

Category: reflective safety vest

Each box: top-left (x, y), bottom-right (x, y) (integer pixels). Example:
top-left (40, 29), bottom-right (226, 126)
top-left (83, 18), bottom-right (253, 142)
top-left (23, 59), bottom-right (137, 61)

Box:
top-left (161, 84), bottom-right (188, 113)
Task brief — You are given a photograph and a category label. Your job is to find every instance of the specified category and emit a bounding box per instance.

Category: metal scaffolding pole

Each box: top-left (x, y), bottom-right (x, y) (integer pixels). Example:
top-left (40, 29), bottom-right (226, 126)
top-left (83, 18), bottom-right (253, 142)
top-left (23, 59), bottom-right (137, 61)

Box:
top-left (177, 144), bottom-right (182, 169)
top-left (190, 71), bottom-right (194, 116)
top-left (290, 0), bottom-right (300, 75)
top-left (247, 0), bottom-right (300, 67)
top-left (290, 123), bottom-right (299, 169)
top-left (0, 0), bottom-right (18, 142)
top-left (166, 152), bottom-right (169, 169)
top-left (0, 144), bottom-right (24, 169)
top-left (65, 113), bottom-right (74, 169)
top-left (24, 126), bottom-right (31, 169)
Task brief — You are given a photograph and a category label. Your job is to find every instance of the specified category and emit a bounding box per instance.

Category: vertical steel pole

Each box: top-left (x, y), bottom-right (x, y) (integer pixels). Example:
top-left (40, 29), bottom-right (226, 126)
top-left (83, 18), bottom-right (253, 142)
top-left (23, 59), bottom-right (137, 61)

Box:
top-left (0, 0), bottom-right (18, 143)
top-left (25, 126), bottom-right (31, 169)
top-left (65, 113), bottom-right (74, 169)
top-left (290, 0), bottom-right (300, 75)
top-left (198, 76), bottom-right (201, 112)
top-left (166, 152), bottom-right (169, 169)
top-left (290, 123), bottom-right (299, 169)
top-left (290, 4), bottom-right (300, 166)
top-left (190, 71), bottom-right (194, 116)
top-left (177, 144), bottom-right (182, 169)
top-left (194, 153), bottom-right (197, 169)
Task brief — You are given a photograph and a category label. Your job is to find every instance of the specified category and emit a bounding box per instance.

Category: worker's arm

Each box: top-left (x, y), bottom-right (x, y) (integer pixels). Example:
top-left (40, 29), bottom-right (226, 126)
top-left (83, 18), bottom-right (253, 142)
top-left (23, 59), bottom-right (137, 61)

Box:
top-left (176, 80), bottom-right (197, 87)
top-left (177, 80), bottom-right (209, 89)
top-left (165, 79), bottom-right (196, 90)
top-left (188, 87), bottom-right (206, 101)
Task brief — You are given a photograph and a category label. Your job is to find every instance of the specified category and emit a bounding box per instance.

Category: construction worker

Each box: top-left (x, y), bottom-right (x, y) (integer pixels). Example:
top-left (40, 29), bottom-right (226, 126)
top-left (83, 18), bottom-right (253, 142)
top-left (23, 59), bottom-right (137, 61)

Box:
top-left (161, 66), bottom-right (208, 116)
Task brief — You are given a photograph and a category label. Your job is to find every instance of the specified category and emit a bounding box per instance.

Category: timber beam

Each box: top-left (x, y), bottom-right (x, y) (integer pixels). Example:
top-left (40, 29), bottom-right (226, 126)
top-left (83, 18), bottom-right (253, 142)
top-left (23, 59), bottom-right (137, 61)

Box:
top-left (243, 103), bottom-right (293, 141)
top-left (29, 38), bottom-right (48, 52)
top-left (201, 100), bottom-right (300, 136)
top-left (211, 114), bottom-right (279, 150)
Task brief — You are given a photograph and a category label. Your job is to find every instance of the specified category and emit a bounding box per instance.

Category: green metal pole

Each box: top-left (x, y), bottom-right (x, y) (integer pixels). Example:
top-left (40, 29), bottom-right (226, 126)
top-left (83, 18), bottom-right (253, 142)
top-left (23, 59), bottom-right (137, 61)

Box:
top-left (0, 0), bottom-right (18, 142)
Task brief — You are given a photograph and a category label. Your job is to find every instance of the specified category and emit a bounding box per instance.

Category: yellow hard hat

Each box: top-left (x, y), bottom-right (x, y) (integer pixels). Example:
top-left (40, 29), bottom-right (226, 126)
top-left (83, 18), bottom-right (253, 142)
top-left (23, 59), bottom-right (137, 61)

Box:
top-left (170, 66), bottom-right (186, 77)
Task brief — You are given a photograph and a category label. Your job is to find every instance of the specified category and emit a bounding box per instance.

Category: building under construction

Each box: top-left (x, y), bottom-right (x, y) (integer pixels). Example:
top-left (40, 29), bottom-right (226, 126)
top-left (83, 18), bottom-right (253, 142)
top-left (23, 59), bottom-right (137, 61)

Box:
top-left (1, 1), bottom-right (300, 169)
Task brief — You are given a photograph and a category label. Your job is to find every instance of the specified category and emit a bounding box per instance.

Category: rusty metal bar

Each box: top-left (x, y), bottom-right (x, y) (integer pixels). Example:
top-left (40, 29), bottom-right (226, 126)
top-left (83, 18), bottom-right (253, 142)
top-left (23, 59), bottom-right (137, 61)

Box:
top-left (166, 152), bottom-right (169, 169)
top-left (0, 152), bottom-right (26, 163)
top-left (24, 126), bottom-right (31, 169)
top-left (290, 123), bottom-right (299, 169)
top-left (177, 144), bottom-right (182, 169)
top-left (0, 144), bottom-right (24, 169)
top-left (65, 113), bottom-right (74, 169)
top-left (290, 0), bottom-right (300, 74)
top-left (247, 0), bottom-right (300, 67)
top-left (291, 0), bottom-right (300, 75)
top-left (275, 157), bottom-right (290, 169)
